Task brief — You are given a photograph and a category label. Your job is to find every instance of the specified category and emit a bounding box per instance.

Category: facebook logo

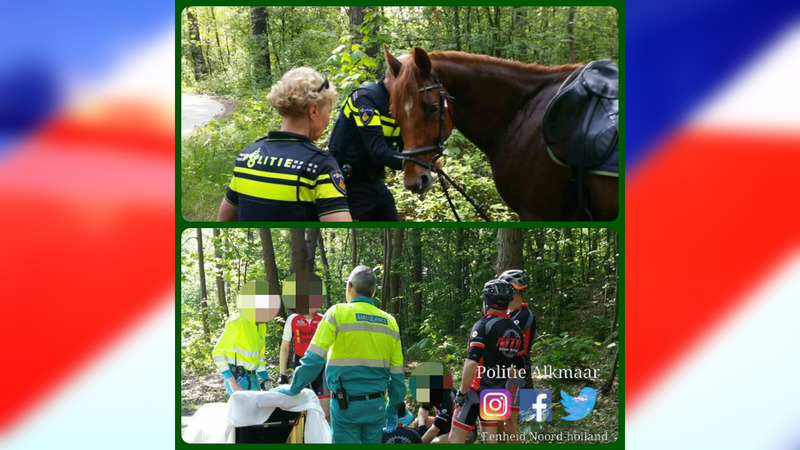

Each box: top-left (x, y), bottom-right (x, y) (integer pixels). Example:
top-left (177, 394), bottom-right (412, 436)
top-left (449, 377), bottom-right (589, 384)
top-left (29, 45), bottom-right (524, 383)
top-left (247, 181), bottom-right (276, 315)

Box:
top-left (519, 389), bottom-right (552, 422)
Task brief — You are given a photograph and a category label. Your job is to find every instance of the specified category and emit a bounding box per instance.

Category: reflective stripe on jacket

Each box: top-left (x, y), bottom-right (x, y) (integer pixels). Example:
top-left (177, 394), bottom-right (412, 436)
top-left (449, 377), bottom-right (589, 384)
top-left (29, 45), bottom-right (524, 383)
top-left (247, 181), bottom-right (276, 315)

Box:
top-left (289, 296), bottom-right (406, 414)
top-left (211, 314), bottom-right (267, 374)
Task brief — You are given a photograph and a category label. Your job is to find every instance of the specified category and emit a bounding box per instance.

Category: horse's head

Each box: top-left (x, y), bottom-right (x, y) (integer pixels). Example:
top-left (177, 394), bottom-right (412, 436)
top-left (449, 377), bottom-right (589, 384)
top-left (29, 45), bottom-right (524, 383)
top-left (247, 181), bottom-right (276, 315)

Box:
top-left (384, 46), bottom-right (454, 194)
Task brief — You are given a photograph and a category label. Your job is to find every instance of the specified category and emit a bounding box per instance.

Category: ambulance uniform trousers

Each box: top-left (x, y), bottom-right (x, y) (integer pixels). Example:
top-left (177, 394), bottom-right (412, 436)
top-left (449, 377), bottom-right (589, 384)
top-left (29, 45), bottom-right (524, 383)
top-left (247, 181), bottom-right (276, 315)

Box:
top-left (330, 395), bottom-right (386, 444)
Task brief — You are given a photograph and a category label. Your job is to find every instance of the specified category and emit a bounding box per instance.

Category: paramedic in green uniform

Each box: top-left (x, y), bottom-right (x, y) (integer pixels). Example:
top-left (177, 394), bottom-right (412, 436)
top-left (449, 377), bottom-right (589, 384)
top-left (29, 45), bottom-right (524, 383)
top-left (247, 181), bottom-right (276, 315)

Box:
top-left (211, 280), bottom-right (280, 395)
top-left (273, 265), bottom-right (406, 443)
top-left (217, 67), bottom-right (352, 222)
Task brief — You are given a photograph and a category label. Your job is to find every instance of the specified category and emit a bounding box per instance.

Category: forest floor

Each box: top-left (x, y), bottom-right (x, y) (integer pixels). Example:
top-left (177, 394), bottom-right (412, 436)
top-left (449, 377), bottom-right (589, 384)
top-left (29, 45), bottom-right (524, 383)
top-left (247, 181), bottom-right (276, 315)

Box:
top-left (182, 369), bottom-right (227, 416)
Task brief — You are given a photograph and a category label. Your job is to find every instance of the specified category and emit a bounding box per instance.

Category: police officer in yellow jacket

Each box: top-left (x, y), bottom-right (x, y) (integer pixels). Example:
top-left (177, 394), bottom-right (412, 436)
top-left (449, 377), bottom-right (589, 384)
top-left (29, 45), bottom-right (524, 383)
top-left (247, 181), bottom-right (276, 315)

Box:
top-left (212, 280), bottom-right (280, 394)
top-left (273, 265), bottom-right (406, 443)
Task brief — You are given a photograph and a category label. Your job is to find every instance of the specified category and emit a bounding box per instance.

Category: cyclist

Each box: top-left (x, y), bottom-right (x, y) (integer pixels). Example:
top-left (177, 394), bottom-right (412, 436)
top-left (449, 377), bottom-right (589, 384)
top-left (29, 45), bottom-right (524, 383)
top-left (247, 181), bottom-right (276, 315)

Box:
top-left (449, 280), bottom-right (524, 444)
top-left (498, 269), bottom-right (536, 442)
top-left (279, 306), bottom-right (330, 421)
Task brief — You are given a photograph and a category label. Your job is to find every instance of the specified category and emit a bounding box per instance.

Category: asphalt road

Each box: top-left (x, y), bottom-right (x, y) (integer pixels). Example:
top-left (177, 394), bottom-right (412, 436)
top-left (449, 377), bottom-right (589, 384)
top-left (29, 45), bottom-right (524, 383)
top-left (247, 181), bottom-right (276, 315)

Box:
top-left (181, 94), bottom-right (225, 136)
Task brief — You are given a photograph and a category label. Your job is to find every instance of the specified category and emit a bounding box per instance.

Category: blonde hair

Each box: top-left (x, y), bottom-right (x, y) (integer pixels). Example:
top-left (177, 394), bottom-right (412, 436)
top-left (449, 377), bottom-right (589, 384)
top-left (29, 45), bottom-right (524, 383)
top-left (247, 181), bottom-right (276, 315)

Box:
top-left (266, 67), bottom-right (338, 117)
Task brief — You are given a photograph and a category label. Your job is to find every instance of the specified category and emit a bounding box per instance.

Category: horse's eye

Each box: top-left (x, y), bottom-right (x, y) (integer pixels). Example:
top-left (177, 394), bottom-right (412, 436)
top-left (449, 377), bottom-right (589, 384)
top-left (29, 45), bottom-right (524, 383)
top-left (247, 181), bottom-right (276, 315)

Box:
top-left (427, 103), bottom-right (439, 115)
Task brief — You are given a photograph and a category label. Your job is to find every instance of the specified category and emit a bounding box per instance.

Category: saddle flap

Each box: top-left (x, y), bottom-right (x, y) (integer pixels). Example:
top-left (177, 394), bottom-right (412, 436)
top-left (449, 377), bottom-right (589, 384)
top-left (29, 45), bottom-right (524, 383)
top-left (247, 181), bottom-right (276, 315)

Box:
top-left (581, 60), bottom-right (618, 99)
top-left (542, 59), bottom-right (619, 172)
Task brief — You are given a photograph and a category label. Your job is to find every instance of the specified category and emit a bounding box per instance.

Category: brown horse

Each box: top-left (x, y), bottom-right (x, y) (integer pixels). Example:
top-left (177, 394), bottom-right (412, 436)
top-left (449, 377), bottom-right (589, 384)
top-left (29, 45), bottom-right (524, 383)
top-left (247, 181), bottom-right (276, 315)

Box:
top-left (384, 46), bottom-right (618, 221)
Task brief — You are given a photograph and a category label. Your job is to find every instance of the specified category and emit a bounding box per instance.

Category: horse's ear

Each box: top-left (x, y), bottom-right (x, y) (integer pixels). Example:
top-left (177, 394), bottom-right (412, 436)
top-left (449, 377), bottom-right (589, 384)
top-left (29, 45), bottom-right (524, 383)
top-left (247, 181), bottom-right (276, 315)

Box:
top-left (413, 47), bottom-right (432, 78)
top-left (383, 44), bottom-right (402, 77)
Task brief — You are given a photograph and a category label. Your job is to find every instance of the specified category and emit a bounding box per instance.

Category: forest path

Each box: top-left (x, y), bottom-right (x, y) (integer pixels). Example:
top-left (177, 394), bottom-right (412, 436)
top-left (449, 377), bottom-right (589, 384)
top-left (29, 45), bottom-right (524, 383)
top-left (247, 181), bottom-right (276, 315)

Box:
top-left (181, 94), bottom-right (230, 136)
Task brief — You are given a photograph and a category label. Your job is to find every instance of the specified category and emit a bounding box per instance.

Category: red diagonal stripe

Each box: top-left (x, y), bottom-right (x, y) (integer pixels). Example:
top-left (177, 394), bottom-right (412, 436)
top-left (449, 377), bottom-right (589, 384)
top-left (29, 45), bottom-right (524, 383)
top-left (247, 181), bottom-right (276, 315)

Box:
top-left (0, 121), bottom-right (174, 433)
top-left (627, 128), bottom-right (800, 408)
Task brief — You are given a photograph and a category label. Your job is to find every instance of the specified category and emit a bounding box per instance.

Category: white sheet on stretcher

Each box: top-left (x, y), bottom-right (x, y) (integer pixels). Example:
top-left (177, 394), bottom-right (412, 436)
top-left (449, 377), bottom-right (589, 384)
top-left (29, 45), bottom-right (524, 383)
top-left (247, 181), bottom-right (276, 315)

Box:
top-left (183, 388), bottom-right (331, 443)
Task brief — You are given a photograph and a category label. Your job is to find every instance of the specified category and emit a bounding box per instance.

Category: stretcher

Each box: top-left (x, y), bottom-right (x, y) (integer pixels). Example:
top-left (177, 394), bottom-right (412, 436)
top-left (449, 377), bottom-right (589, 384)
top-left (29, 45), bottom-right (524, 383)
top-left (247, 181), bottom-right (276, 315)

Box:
top-left (183, 389), bottom-right (331, 443)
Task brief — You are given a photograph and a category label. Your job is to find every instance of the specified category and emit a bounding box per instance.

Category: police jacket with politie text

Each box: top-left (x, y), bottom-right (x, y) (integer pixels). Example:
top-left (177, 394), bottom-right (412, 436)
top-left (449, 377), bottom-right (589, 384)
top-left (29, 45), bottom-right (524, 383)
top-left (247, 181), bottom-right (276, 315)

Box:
top-left (328, 79), bottom-right (404, 180)
top-left (225, 131), bottom-right (349, 221)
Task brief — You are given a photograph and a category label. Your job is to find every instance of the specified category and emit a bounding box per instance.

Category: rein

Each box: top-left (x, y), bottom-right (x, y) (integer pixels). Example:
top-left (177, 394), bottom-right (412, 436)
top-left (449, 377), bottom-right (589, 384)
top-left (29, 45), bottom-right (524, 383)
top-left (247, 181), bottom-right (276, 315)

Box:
top-left (394, 72), bottom-right (491, 222)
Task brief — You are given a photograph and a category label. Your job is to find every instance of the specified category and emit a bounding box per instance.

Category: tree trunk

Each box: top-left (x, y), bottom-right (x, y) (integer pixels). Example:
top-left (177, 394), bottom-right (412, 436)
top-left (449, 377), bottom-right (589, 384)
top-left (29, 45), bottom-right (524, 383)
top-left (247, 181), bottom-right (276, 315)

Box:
top-left (496, 228), bottom-right (523, 275)
top-left (305, 228), bottom-right (320, 271)
top-left (250, 7), bottom-right (272, 87)
top-left (455, 228), bottom-right (467, 328)
top-left (554, 236), bottom-right (562, 335)
top-left (411, 229), bottom-right (422, 336)
top-left (351, 229), bottom-right (358, 266)
top-left (210, 7), bottom-right (223, 70)
top-left (600, 346), bottom-right (619, 393)
top-left (289, 229), bottom-right (309, 273)
top-left (348, 6), bottom-right (366, 43)
top-left (453, 7), bottom-right (462, 51)
top-left (512, 7), bottom-right (527, 59)
top-left (186, 8), bottom-right (208, 81)
top-left (567, 6), bottom-right (577, 63)
top-left (381, 229), bottom-right (391, 310)
top-left (317, 232), bottom-right (332, 308)
top-left (259, 229), bottom-right (285, 318)
top-left (465, 7), bottom-right (472, 51)
top-left (578, 230), bottom-right (586, 283)
top-left (608, 231), bottom-right (619, 337)
top-left (212, 229), bottom-right (229, 318)
top-left (562, 229), bottom-right (574, 295)
top-left (532, 229), bottom-right (545, 283)
top-left (390, 229), bottom-right (403, 316)
top-left (196, 229), bottom-right (210, 342)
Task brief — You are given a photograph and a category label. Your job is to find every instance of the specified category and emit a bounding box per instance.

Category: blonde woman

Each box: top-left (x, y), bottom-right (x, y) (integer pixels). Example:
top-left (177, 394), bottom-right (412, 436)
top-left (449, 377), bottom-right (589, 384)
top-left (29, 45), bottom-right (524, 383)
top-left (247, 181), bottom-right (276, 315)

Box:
top-left (218, 67), bottom-right (352, 221)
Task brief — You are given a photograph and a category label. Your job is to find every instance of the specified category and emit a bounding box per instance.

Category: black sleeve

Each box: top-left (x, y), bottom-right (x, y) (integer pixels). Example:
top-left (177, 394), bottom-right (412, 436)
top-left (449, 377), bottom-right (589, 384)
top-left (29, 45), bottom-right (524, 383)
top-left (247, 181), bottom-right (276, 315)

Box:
top-left (527, 313), bottom-right (536, 355)
top-left (433, 390), bottom-right (454, 429)
top-left (225, 186), bottom-right (239, 206)
top-left (465, 321), bottom-right (486, 362)
top-left (311, 154), bottom-right (351, 218)
top-left (351, 92), bottom-right (404, 171)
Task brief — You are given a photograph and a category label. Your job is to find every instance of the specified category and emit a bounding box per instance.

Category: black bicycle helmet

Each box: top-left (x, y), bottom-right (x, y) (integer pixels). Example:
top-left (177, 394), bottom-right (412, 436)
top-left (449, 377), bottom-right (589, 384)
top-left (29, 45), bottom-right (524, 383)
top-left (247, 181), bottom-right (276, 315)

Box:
top-left (498, 269), bottom-right (529, 291)
top-left (482, 279), bottom-right (513, 310)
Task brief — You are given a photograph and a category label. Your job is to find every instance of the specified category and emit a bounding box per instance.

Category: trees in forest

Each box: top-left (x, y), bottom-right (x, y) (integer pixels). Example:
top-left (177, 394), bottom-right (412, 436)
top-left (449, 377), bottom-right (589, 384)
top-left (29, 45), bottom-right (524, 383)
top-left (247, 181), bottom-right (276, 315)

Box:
top-left (186, 8), bottom-right (209, 81)
top-left (180, 7), bottom-right (619, 221)
top-left (181, 6), bottom-right (618, 96)
top-left (195, 228), bottom-right (210, 342)
top-left (182, 228), bottom-right (618, 374)
top-left (249, 7), bottom-right (272, 87)
top-left (181, 227), bottom-right (619, 440)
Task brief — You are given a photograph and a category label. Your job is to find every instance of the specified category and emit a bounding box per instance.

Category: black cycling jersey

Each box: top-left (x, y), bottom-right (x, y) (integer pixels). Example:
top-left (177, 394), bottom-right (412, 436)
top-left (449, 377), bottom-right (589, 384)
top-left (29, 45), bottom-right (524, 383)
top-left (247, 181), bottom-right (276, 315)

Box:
top-left (328, 79), bottom-right (404, 181)
top-left (509, 303), bottom-right (536, 358)
top-left (466, 312), bottom-right (524, 390)
top-left (224, 131), bottom-right (349, 221)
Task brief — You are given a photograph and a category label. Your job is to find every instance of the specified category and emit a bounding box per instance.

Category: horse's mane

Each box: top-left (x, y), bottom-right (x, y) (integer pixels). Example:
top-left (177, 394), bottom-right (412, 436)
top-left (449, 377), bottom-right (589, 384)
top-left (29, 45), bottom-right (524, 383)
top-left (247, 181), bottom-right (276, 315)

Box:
top-left (430, 51), bottom-right (583, 74)
top-left (391, 50), bottom-right (582, 119)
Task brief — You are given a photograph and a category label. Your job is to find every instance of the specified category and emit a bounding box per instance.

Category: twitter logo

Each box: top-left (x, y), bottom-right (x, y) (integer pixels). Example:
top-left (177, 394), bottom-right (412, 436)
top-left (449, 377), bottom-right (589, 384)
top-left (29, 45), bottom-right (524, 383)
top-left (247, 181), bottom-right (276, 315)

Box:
top-left (560, 387), bottom-right (597, 421)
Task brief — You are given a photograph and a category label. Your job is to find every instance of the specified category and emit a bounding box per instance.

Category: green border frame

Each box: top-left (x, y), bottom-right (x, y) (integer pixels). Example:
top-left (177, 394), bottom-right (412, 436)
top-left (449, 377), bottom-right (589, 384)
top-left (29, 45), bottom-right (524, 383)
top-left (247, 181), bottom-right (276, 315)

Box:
top-left (175, 2), bottom-right (625, 447)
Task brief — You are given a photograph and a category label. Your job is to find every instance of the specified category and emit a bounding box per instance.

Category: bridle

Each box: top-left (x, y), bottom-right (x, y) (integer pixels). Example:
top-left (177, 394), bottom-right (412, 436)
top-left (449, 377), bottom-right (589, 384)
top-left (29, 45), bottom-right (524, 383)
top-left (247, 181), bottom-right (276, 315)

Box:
top-left (393, 72), bottom-right (453, 170)
top-left (393, 71), bottom-right (491, 222)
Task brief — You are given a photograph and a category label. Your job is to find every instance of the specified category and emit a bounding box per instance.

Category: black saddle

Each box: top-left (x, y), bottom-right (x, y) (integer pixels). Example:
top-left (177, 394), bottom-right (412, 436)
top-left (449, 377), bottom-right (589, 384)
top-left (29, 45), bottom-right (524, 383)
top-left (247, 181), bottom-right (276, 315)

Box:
top-left (543, 60), bottom-right (619, 171)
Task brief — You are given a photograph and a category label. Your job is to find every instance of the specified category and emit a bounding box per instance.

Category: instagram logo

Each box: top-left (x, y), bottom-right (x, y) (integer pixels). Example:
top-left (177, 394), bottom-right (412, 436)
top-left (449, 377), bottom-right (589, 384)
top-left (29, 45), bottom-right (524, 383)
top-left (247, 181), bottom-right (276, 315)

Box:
top-left (480, 389), bottom-right (511, 421)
